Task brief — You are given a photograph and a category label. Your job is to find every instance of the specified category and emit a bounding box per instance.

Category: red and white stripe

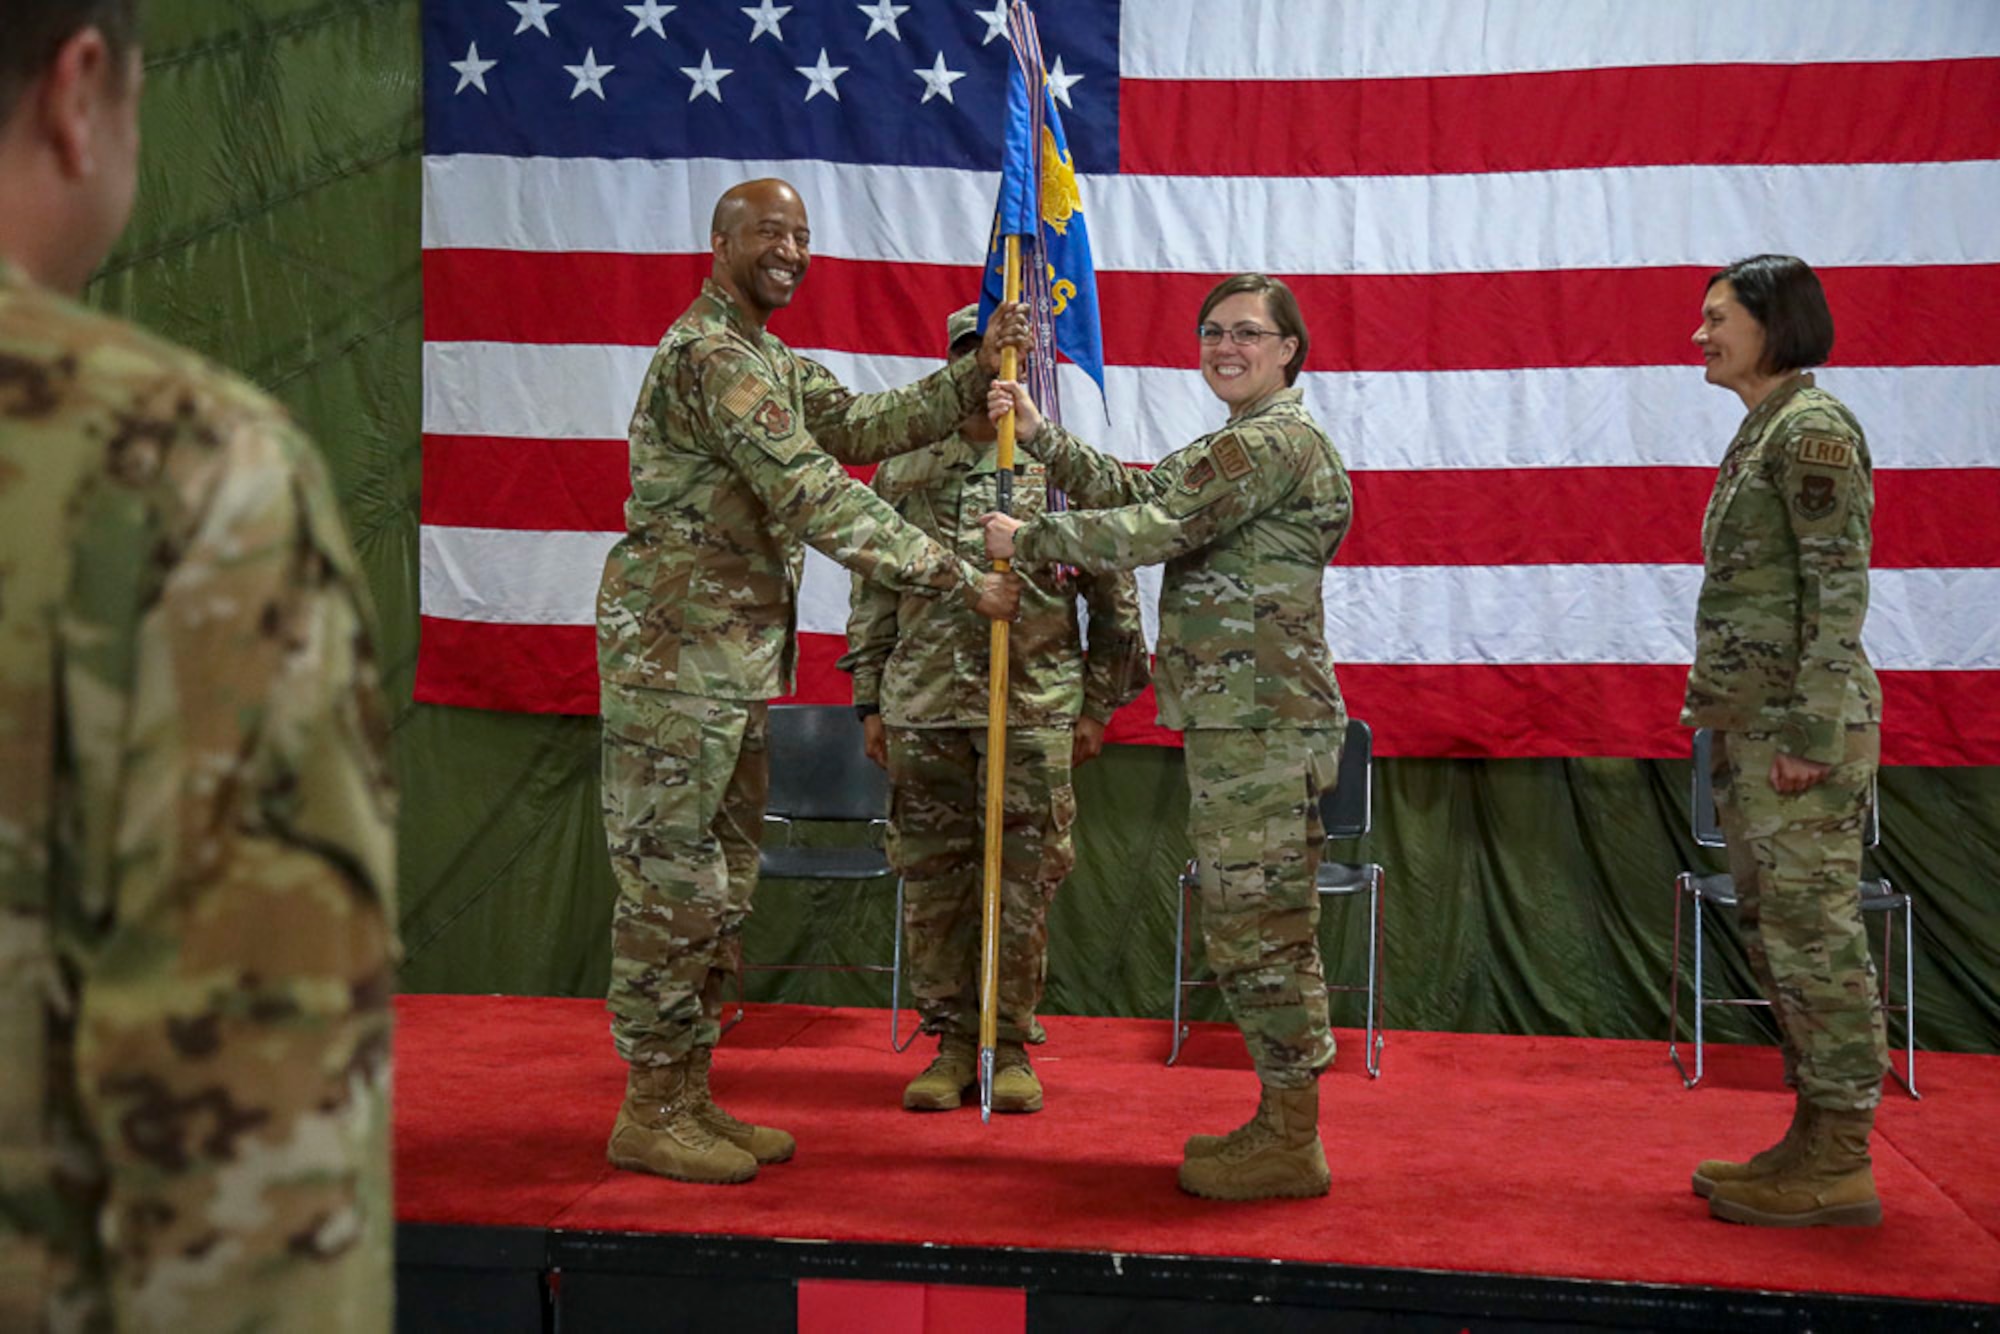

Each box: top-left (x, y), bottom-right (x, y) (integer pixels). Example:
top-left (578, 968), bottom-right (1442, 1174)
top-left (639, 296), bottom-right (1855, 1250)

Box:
top-left (418, 3), bottom-right (2000, 762)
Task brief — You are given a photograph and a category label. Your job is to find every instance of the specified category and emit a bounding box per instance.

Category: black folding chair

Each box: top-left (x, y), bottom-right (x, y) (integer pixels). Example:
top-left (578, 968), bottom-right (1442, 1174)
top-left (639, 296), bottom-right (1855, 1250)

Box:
top-left (1667, 727), bottom-right (1916, 1096)
top-left (730, 704), bottom-right (914, 1050)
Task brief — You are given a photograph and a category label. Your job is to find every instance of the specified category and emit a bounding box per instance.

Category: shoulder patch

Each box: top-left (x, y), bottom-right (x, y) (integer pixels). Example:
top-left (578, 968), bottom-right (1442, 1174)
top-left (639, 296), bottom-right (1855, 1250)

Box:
top-left (1179, 457), bottom-right (1218, 493)
top-left (716, 369), bottom-right (769, 420)
top-left (750, 395), bottom-right (794, 440)
top-left (1795, 433), bottom-right (1854, 471)
top-left (1794, 473), bottom-right (1839, 520)
top-left (1212, 435), bottom-right (1254, 481)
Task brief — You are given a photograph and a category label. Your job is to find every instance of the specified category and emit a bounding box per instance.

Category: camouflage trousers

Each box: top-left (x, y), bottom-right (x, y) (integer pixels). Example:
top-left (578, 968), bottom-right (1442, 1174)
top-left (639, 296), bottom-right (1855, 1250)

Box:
top-left (886, 725), bottom-right (1076, 1045)
top-left (601, 682), bottom-right (769, 1068)
top-left (1184, 726), bottom-right (1343, 1090)
top-left (1714, 726), bottom-right (1889, 1112)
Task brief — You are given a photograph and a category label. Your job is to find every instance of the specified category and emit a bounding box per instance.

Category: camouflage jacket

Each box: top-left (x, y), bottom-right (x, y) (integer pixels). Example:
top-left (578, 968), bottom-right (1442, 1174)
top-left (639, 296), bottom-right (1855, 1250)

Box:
top-left (0, 261), bottom-right (396, 1329)
top-left (597, 279), bottom-right (993, 699)
top-left (1013, 387), bottom-right (1349, 732)
top-left (839, 431), bottom-right (1149, 729)
top-left (1682, 373), bottom-right (1881, 762)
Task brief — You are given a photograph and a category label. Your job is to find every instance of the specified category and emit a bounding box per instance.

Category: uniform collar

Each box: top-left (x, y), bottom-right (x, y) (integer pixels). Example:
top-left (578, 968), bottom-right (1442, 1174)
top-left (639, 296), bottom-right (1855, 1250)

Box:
top-left (1738, 371), bottom-right (1815, 437)
top-left (1227, 384), bottom-right (1302, 423)
top-left (698, 277), bottom-right (772, 345)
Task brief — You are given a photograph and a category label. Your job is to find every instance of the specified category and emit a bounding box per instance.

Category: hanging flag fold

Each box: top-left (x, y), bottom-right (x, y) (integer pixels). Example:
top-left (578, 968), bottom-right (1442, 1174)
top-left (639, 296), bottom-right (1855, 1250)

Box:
top-left (977, 1), bottom-right (1105, 414)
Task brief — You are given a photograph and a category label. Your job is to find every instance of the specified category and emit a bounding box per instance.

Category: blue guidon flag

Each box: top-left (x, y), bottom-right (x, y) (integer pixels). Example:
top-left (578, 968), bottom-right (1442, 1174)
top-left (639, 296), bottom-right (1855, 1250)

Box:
top-left (976, 0), bottom-right (1106, 417)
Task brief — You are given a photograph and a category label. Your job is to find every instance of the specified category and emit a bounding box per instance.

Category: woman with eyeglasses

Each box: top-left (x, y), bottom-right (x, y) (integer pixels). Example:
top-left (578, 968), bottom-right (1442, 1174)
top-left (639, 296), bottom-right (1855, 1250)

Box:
top-left (1681, 255), bottom-right (1888, 1228)
top-left (980, 273), bottom-right (1350, 1202)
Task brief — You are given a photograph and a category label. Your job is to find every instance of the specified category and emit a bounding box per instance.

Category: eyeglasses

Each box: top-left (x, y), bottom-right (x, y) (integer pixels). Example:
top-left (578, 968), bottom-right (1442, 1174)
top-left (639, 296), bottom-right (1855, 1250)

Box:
top-left (1196, 323), bottom-right (1286, 347)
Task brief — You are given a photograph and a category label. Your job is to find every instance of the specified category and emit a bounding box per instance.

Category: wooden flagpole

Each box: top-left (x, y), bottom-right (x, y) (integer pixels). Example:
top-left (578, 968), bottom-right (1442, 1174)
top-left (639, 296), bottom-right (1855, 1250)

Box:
top-left (978, 234), bottom-right (1023, 1123)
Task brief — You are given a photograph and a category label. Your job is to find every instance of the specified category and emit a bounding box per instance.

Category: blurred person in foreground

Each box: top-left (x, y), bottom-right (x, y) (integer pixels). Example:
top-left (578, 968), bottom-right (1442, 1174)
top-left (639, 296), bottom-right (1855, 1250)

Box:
top-left (0, 0), bottom-right (399, 1326)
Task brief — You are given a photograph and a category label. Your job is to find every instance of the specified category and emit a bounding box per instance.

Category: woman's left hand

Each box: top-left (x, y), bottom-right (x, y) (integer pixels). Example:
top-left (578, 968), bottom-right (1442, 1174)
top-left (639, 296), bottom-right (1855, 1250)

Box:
top-left (1769, 751), bottom-right (1832, 794)
top-left (978, 511), bottom-right (1023, 559)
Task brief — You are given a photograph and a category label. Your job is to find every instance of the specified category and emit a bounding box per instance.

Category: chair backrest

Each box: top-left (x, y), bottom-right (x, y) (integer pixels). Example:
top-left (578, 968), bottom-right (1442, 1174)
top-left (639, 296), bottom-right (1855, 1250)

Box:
top-left (764, 705), bottom-right (891, 823)
top-left (1317, 717), bottom-right (1374, 841)
top-left (1689, 726), bottom-right (1879, 850)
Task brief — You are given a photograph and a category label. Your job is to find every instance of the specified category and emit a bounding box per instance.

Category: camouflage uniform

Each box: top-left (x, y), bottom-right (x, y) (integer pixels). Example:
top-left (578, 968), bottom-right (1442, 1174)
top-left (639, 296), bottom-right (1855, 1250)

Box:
top-left (839, 422), bottom-right (1148, 1045)
top-left (598, 279), bottom-right (996, 1069)
top-left (1012, 387), bottom-right (1350, 1088)
top-left (1682, 372), bottom-right (1888, 1112)
top-left (0, 262), bottom-right (398, 1330)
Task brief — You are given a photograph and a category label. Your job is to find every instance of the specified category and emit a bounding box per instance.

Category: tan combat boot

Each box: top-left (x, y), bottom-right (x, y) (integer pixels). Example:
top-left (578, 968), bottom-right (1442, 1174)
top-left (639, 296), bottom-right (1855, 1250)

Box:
top-left (1691, 1097), bottom-right (1812, 1198)
top-left (607, 1062), bottom-right (758, 1185)
top-left (1182, 1105), bottom-right (1261, 1159)
top-left (1177, 1083), bottom-right (1330, 1201)
top-left (688, 1048), bottom-right (796, 1164)
top-left (1707, 1106), bottom-right (1881, 1227)
top-left (903, 1034), bottom-right (977, 1111)
top-left (991, 1042), bottom-right (1043, 1114)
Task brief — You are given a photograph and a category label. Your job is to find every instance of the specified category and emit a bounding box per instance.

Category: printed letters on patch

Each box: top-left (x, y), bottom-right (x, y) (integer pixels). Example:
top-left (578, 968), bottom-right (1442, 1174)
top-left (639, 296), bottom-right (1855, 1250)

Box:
top-left (1212, 435), bottom-right (1254, 481)
top-left (1795, 434), bottom-right (1854, 470)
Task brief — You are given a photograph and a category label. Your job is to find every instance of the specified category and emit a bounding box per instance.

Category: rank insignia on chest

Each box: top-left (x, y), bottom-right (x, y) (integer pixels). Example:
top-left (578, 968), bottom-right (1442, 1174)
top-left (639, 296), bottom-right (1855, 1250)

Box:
top-left (752, 396), bottom-right (794, 440)
top-left (1795, 472), bottom-right (1839, 520)
top-left (1212, 435), bottom-right (1254, 481)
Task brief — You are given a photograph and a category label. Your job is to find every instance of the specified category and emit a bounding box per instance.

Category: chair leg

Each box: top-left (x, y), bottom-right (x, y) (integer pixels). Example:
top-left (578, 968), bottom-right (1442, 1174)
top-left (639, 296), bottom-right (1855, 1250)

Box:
top-left (1886, 893), bottom-right (1919, 1099)
top-left (1168, 864), bottom-right (1193, 1066)
top-left (1668, 873), bottom-right (1692, 1086)
top-left (723, 935), bottom-right (747, 1035)
top-left (1688, 889), bottom-right (1707, 1089)
top-left (889, 876), bottom-right (918, 1053)
top-left (1363, 868), bottom-right (1383, 1079)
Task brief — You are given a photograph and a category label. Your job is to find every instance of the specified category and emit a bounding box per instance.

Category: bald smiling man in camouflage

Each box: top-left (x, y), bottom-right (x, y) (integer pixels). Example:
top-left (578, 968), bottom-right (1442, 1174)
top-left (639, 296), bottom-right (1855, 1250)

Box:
top-left (596, 179), bottom-right (1030, 1186)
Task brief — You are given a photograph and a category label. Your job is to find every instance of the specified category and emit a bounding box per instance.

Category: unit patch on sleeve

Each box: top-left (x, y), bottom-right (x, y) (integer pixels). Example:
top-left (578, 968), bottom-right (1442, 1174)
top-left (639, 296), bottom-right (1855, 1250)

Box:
top-left (1179, 457), bottom-right (1218, 493)
top-left (1795, 473), bottom-right (1839, 520)
top-left (751, 395), bottom-right (795, 440)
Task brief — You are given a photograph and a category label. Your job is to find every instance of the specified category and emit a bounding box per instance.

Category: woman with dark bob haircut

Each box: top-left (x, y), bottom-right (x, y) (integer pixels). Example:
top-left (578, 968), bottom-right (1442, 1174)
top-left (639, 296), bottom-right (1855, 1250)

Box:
top-left (1682, 254), bottom-right (1889, 1228)
top-left (978, 273), bottom-right (1351, 1203)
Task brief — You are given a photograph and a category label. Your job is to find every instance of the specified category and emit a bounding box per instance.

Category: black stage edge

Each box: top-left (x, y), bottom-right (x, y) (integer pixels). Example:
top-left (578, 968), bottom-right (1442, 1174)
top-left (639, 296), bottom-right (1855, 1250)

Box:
top-left (397, 1222), bottom-right (1999, 1333)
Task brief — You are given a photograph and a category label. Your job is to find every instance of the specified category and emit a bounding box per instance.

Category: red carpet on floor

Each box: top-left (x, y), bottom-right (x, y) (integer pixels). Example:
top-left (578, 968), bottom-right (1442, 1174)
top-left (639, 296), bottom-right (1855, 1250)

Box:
top-left (393, 995), bottom-right (2000, 1305)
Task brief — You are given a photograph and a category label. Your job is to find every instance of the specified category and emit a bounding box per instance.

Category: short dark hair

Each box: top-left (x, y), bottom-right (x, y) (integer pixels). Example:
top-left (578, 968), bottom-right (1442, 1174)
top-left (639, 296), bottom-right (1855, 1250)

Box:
top-left (1707, 254), bottom-right (1835, 374)
top-left (0, 0), bottom-right (141, 122)
top-left (1199, 273), bottom-right (1310, 385)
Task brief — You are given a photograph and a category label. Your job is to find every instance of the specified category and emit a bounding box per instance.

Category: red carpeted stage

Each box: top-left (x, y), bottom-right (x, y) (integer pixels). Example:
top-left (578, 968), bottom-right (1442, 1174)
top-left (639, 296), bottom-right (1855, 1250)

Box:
top-left (393, 995), bottom-right (1999, 1331)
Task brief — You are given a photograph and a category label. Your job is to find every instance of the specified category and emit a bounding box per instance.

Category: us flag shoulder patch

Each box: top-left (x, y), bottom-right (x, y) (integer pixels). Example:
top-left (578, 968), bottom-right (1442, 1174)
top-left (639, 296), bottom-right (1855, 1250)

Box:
top-left (717, 370), bottom-right (768, 420)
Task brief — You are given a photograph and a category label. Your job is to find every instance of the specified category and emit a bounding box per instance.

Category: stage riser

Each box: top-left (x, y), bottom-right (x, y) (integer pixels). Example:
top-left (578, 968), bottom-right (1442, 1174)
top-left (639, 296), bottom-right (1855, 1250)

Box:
top-left (395, 1224), bottom-right (1996, 1333)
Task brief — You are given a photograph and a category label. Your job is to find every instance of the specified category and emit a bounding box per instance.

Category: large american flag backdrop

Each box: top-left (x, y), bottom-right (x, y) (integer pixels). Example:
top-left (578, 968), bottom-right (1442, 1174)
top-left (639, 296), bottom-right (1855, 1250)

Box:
top-left (418, 1), bottom-right (2000, 763)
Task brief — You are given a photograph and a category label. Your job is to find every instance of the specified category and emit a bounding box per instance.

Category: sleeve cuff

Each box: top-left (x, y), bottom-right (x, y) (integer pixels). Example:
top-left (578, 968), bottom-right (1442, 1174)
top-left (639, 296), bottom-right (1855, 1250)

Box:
top-left (1778, 714), bottom-right (1843, 765)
